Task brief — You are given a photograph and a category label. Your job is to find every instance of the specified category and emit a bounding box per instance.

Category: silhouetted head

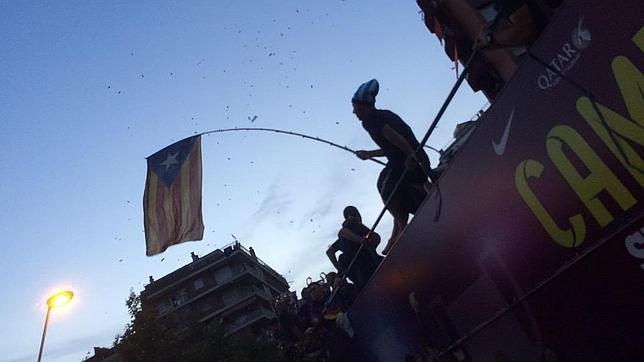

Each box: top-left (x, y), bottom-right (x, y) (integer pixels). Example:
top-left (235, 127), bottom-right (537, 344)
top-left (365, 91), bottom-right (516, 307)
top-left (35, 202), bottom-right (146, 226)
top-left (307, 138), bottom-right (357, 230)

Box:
top-left (352, 79), bottom-right (378, 121)
top-left (343, 206), bottom-right (361, 222)
top-left (308, 282), bottom-right (328, 302)
top-left (325, 271), bottom-right (338, 284)
top-left (301, 287), bottom-right (311, 301)
top-left (275, 294), bottom-right (293, 314)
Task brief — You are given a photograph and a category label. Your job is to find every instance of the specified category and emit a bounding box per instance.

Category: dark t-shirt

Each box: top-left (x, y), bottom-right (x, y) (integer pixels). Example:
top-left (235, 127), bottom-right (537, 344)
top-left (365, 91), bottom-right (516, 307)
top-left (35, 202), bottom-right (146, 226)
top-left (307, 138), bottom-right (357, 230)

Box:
top-left (331, 219), bottom-right (371, 264)
top-left (361, 109), bottom-right (429, 167)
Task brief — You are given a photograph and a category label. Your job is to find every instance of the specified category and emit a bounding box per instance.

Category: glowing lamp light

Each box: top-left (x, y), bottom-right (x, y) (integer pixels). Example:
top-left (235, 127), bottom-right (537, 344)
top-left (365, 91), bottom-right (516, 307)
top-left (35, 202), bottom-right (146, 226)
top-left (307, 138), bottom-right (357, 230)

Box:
top-left (47, 290), bottom-right (74, 308)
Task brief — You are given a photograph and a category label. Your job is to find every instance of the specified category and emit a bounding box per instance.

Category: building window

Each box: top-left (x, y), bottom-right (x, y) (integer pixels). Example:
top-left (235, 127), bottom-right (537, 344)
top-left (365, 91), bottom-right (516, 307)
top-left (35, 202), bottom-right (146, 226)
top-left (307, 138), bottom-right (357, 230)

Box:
top-left (200, 301), bottom-right (212, 313)
top-left (254, 265), bottom-right (264, 278)
top-left (214, 266), bottom-right (232, 284)
top-left (193, 278), bottom-right (205, 290)
top-left (231, 263), bottom-right (246, 273)
top-left (157, 301), bottom-right (171, 314)
top-left (170, 288), bottom-right (188, 307)
top-left (222, 288), bottom-right (240, 305)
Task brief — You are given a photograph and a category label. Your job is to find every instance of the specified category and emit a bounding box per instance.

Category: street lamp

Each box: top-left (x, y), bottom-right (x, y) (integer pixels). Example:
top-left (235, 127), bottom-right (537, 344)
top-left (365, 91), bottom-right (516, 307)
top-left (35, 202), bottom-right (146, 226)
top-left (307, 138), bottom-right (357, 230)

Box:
top-left (37, 290), bottom-right (74, 362)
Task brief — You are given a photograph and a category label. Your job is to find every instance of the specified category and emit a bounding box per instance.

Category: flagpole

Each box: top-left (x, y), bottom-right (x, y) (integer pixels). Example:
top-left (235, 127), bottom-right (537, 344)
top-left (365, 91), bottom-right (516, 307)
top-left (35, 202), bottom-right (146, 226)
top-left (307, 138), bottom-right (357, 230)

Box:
top-left (197, 127), bottom-right (386, 166)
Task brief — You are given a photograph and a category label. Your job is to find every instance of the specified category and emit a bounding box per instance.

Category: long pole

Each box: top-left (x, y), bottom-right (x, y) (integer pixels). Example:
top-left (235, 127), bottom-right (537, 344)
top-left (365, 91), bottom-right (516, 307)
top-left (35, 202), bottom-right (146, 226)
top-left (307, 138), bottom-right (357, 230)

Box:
top-left (37, 306), bottom-right (51, 362)
top-left (196, 127), bottom-right (386, 166)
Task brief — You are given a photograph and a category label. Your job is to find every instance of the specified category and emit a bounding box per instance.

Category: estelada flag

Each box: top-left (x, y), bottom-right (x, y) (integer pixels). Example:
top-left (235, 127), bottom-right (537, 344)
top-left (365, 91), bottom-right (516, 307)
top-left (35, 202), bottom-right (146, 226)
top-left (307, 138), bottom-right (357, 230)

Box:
top-left (143, 135), bottom-right (204, 256)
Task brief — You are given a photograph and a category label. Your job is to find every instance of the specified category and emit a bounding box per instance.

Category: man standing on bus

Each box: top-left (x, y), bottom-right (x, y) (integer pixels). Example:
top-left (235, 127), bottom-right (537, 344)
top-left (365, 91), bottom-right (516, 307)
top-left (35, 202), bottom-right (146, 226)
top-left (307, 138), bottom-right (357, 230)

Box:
top-left (352, 79), bottom-right (431, 254)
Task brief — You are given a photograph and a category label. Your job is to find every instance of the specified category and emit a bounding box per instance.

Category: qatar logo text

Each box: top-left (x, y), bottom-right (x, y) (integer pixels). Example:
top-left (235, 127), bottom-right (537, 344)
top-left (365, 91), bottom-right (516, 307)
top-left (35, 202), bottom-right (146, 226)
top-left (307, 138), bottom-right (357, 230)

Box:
top-left (537, 18), bottom-right (591, 90)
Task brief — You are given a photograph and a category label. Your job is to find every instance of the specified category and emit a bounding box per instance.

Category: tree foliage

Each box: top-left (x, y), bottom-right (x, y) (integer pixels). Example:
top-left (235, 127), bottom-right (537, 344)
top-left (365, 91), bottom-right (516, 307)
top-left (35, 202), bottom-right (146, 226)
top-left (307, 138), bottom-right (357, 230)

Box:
top-left (113, 290), bottom-right (285, 362)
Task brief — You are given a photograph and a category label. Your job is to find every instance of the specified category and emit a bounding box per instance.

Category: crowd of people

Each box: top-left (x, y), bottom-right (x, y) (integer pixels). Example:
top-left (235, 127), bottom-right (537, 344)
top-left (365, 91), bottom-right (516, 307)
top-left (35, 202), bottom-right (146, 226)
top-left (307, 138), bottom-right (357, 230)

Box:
top-left (271, 272), bottom-right (356, 361)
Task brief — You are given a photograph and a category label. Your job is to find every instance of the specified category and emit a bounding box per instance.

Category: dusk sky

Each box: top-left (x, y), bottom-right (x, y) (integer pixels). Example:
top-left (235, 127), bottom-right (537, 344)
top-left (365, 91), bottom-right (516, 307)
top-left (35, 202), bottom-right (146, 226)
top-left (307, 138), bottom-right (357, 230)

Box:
top-left (1, 1), bottom-right (486, 361)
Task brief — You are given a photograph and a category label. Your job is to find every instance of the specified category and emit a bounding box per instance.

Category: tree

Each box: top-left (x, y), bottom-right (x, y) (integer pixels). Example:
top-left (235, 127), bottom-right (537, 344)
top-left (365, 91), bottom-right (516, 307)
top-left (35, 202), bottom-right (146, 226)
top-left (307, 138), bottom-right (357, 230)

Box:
top-left (112, 289), bottom-right (286, 362)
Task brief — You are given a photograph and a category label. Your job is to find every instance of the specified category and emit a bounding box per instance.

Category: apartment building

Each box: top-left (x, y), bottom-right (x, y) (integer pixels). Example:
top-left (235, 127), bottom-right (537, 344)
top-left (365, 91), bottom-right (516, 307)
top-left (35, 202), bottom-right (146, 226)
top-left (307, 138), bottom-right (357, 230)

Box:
top-left (141, 242), bottom-right (290, 335)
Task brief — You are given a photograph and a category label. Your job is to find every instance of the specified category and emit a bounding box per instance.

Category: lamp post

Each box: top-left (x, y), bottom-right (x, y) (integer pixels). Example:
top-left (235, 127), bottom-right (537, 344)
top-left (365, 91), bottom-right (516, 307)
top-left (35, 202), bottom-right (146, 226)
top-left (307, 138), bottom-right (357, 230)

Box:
top-left (37, 290), bottom-right (74, 362)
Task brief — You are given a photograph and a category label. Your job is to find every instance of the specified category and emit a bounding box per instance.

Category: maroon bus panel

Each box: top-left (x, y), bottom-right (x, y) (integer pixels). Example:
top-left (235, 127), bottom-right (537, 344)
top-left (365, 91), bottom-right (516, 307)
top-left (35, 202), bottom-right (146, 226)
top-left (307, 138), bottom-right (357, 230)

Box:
top-left (348, 1), bottom-right (644, 361)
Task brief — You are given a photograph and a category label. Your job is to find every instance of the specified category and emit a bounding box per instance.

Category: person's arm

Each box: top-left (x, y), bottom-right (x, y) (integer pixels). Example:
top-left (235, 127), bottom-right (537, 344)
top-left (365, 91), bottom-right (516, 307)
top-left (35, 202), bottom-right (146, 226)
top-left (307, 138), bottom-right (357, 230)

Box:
top-left (355, 149), bottom-right (385, 160)
top-left (382, 124), bottom-right (415, 156)
top-left (382, 124), bottom-right (431, 173)
top-left (338, 227), bottom-right (363, 244)
top-left (326, 245), bottom-right (342, 271)
top-left (382, 124), bottom-right (429, 169)
top-left (340, 223), bottom-right (381, 248)
top-left (368, 229), bottom-right (381, 248)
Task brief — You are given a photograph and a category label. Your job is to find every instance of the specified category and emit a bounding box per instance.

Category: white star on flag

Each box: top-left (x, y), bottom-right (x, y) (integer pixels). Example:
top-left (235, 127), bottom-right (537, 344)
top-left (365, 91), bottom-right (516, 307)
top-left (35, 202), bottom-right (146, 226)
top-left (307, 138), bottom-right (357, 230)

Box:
top-left (160, 152), bottom-right (179, 170)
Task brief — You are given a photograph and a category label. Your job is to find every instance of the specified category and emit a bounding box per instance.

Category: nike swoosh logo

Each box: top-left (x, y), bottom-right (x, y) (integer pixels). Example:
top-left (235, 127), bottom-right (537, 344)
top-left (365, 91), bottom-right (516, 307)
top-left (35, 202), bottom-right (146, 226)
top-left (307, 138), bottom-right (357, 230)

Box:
top-left (492, 107), bottom-right (515, 156)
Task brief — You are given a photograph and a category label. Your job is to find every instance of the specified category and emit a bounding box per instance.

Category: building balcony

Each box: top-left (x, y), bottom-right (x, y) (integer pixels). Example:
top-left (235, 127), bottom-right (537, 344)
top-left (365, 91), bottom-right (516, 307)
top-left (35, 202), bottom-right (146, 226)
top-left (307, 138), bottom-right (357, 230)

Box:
top-left (155, 266), bottom-right (272, 319)
top-left (198, 284), bottom-right (274, 324)
top-left (225, 307), bottom-right (276, 335)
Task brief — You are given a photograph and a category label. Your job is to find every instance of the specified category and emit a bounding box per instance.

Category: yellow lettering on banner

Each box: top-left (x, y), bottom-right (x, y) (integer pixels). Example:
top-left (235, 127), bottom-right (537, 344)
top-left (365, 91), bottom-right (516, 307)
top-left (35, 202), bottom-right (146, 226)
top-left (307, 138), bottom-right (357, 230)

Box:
top-left (577, 56), bottom-right (644, 186)
top-left (515, 159), bottom-right (586, 247)
top-left (547, 125), bottom-right (636, 227)
top-left (612, 56), bottom-right (644, 124)
top-left (578, 98), bottom-right (644, 186)
top-left (633, 26), bottom-right (644, 52)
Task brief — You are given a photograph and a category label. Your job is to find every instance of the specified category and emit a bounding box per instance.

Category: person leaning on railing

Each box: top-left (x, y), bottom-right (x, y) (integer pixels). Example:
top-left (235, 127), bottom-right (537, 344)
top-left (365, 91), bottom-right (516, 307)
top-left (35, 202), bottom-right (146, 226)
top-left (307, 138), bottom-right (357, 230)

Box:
top-left (352, 79), bottom-right (432, 254)
top-left (326, 206), bottom-right (383, 290)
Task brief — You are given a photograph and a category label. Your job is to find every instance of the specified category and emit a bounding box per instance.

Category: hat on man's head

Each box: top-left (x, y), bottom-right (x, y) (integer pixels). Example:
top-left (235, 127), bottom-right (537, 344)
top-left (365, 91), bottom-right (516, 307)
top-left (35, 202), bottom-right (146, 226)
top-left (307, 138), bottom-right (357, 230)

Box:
top-left (352, 79), bottom-right (379, 104)
top-left (343, 206), bottom-right (360, 219)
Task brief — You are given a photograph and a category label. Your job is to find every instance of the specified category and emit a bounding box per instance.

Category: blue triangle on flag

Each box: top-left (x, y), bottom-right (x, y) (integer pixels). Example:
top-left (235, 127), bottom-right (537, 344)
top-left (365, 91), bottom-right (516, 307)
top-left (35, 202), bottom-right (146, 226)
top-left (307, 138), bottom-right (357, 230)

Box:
top-left (147, 136), bottom-right (198, 187)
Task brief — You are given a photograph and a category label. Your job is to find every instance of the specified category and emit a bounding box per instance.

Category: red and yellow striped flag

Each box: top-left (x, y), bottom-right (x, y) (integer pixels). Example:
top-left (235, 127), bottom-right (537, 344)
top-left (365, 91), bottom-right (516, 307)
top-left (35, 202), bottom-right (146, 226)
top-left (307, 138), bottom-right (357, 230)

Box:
top-left (143, 135), bottom-right (204, 256)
